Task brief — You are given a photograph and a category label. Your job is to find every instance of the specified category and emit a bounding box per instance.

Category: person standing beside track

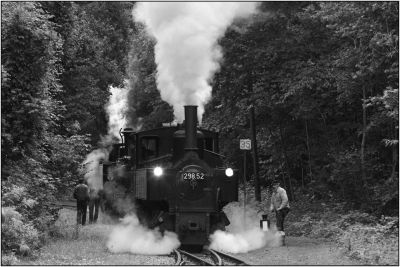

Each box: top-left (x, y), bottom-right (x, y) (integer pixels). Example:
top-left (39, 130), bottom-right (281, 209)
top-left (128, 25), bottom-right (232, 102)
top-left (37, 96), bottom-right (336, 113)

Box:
top-left (269, 180), bottom-right (290, 245)
top-left (73, 178), bottom-right (89, 225)
top-left (88, 187), bottom-right (100, 224)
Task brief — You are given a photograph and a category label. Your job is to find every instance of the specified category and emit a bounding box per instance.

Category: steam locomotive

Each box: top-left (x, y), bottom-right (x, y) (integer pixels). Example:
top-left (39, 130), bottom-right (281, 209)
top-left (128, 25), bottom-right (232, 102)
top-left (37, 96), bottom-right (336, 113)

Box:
top-left (101, 106), bottom-right (238, 246)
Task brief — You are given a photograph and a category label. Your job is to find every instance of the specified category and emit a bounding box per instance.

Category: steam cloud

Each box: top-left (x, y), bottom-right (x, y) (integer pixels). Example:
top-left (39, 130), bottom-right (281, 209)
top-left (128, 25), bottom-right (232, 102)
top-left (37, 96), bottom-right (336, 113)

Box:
top-left (209, 202), bottom-right (281, 253)
top-left (84, 83), bottom-right (179, 256)
top-left (107, 214), bottom-right (180, 255)
top-left (105, 83), bottom-right (129, 140)
top-left (134, 2), bottom-right (259, 122)
top-left (82, 84), bottom-right (130, 190)
top-left (83, 149), bottom-right (107, 191)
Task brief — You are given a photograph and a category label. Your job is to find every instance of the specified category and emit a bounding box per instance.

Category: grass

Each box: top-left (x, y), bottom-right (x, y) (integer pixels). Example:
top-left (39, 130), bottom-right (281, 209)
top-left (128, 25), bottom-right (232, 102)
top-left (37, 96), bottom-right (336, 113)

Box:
top-left (11, 186), bottom-right (399, 265)
top-left (239, 183), bottom-right (399, 266)
top-left (14, 209), bottom-right (175, 265)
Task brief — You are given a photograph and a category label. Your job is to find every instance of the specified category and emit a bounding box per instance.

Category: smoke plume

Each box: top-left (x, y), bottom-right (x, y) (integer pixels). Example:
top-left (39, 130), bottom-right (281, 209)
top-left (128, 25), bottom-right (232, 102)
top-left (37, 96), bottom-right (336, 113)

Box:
top-left (82, 149), bottom-right (107, 191)
top-left (105, 83), bottom-right (129, 141)
top-left (82, 82), bottom-right (132, 190)
top-left (134, 2), bottom-right (259, 122)
top-left (107, 214), bottom-right (180, 255)
top-left (209, 202), bottom-right (281, 253)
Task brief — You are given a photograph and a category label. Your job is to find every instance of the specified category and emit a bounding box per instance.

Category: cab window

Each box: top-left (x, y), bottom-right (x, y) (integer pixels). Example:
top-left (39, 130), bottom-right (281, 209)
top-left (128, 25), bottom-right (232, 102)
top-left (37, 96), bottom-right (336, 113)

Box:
top-left (140, 136), bottom-right (158, 161)
top-left (204, 137), bottom-right (214, 151)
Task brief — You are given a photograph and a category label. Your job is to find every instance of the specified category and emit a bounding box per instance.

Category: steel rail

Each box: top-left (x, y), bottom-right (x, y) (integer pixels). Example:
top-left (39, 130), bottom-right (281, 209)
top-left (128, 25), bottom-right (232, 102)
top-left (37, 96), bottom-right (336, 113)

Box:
top-left (210, 249), bottom-right (249, 266)
top-left (206, 249), bottom-right (222, 266)
top-left (49, 200), bottom-right (77, 209)
top-left (177, 249), bottom-right (214, 266)
top-left (173, 249), bottom-right (183, 265)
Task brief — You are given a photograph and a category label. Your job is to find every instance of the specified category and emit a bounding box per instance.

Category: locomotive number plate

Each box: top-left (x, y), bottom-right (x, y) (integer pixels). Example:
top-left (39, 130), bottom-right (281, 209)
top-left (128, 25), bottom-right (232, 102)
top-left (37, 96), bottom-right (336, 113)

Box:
top-left (182, 172), bottom-right (205, 180)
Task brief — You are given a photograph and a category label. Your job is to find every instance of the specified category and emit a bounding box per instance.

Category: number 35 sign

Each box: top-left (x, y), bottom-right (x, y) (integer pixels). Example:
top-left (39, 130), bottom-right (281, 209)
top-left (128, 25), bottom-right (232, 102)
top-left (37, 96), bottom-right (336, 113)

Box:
top-left (240, 139), bottom-right (252, 150)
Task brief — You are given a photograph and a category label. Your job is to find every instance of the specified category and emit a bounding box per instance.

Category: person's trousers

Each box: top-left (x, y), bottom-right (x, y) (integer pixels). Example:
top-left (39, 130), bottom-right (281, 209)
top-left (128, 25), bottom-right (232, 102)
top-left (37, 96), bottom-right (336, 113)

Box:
top-left (89, 198), bottom-right (100, 223)
top-left (275, 207), bottom-right (290, 231)
top-left (77, 200), bottom-right (88, 225)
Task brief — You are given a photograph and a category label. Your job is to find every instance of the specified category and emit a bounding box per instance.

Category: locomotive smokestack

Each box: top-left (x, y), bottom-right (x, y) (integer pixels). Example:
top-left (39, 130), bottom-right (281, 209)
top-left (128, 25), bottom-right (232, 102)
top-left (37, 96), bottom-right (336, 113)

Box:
top-left (184, 105), bottom-right (198, 152)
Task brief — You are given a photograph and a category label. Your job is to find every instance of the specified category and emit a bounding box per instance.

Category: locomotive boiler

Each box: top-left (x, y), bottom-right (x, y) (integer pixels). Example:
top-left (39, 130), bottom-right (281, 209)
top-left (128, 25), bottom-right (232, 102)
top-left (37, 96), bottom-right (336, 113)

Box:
top-left (102, 105), bottom-right (238, 247)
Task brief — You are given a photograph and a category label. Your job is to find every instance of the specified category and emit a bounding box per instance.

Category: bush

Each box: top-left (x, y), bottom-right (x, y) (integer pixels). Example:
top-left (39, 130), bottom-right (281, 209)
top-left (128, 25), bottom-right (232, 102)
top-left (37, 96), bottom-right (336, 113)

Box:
top-left (1, 207), bottom-right (40, 255)
top-left (1, 252), bottom-right (18, 265)
top-left (339, 218), bottom-right (399, 265)
top-left (2, 181), bottom-right (60, 233)
top-left (338, 212), bottom-right (377, 227)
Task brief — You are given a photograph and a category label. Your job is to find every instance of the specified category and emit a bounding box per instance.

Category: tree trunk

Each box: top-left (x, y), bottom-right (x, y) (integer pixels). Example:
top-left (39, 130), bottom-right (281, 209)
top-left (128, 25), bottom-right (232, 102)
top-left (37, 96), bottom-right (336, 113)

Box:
top-left (287, 169), bottom-right (295, 201)
top-left (249, 106), bottom-right (261, 202)
top-left (390, 145), bottom-right (398, 182)
top-left (278, 125), bottom-right (293, 201)
top-left (305, 120), bottom-right (313, 181)
top-left (390, 121), bottom-right (398, 182)
top-left (360, 85), bottom-right (367, 185)
top-left (281, 169), bottom-right (288, 192)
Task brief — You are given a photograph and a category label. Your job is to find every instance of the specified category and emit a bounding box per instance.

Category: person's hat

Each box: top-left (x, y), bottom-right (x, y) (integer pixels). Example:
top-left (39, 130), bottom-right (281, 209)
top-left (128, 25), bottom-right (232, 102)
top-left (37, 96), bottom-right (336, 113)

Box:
top-left (272, 180), bottom-right (280, 185)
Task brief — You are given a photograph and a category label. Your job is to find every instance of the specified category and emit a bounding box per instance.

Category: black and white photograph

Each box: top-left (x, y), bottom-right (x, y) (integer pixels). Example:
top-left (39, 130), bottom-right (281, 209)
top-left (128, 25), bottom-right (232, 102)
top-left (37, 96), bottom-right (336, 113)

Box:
top-left (1, 1), bottom-right (398, 265)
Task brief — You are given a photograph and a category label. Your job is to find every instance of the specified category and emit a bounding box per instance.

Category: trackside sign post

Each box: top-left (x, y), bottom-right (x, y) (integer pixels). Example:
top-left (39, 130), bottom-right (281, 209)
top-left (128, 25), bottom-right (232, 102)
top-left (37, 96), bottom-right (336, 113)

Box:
top-left (240, 139), bottom-right (251, 225)
top-left (240, 139), bottom-right (251, 150)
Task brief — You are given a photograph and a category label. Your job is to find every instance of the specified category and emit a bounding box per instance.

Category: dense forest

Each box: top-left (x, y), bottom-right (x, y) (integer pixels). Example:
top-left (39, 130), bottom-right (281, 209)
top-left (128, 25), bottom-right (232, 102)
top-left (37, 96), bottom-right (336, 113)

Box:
top-left (1, 1), bottom-right (398, 258)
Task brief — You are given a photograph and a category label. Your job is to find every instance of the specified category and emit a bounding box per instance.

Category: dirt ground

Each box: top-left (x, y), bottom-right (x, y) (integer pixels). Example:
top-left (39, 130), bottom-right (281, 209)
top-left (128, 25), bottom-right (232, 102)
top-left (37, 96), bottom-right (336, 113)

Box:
top-left (16, 234), bottom-right (364, 265)
top-left (14, 208), bottom-right (366, 265)
top-left (233, 236), bottom-right (363, 265)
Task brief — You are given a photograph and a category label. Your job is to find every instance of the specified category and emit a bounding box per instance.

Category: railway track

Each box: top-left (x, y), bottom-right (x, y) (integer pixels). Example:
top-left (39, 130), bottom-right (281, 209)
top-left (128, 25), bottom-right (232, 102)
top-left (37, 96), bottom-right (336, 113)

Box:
top-left (175, 249), bottom-right (214, 265)
top-left (173, 248), bottom-right (248, 265)
top-left (209, 249), bottom-right (248, 265)
top-left (50, 200), bottom-right (76, 209)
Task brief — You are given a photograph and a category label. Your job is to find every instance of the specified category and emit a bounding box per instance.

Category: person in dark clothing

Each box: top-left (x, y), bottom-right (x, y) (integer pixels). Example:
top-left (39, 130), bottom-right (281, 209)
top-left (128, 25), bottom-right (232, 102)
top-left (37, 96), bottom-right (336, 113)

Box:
top-left (88, 188), bottom-right (100, 224)
top-left (73, 178), bottom-right (89, 225)
top-left (98, 188), bottom-right (106, 213)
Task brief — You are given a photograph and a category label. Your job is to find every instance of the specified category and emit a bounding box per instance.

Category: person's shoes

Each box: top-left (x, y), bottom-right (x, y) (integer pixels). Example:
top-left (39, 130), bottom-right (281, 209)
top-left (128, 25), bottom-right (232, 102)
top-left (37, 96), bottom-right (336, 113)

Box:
top-left (281, 231), bottom-right (286, 246)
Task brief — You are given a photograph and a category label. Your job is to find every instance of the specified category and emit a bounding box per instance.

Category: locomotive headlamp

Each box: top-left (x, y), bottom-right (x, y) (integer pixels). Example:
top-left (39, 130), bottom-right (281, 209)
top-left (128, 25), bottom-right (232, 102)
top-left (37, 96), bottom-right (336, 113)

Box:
top-left (225, 168), bottom-right (234, 177)
top-left (154, 166), bottom-right (163, 177)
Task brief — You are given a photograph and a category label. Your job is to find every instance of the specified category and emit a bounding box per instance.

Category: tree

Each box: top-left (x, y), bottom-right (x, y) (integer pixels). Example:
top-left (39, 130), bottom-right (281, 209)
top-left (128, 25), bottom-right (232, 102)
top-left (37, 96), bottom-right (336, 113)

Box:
top-left (201, 2), bottom-right (398, 211)
top-left (1, 2), bottom-right (93, 254)
top-left (312, 2), bottom-right (398, 199)
top-left (46, 2), bottom-right (136, 143)
top-left (2, 2), bottom-right (63, 162)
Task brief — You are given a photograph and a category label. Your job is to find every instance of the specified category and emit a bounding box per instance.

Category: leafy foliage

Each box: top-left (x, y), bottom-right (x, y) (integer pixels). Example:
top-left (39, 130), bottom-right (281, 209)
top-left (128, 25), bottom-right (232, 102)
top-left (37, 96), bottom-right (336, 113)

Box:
top-left (1, 2), bottom-right (94, 256)
top-left (1, 2), bottom-right (63, 161)
top-left (200, 2), bottom-right (398, 212)
top-left (42, 2), bottom-right (136, 144)
top-left (1, 207), bottom-right (40, 256)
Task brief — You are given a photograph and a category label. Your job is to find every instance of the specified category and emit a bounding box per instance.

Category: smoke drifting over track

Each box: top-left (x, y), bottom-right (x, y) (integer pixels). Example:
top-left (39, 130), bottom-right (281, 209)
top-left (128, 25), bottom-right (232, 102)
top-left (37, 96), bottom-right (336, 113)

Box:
top-left (134, 2), bottom-right (259, 122)
top-left (107, 214), bottom-right (180, 255)
top-left (209, 202), bottom-right (280, 253)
